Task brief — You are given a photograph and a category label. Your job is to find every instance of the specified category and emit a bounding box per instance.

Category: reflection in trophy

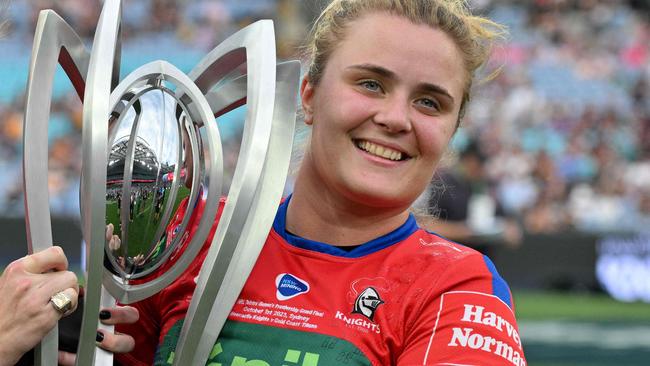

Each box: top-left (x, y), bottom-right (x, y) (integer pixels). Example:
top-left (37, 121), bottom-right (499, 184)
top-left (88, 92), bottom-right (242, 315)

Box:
top-left (22, 0), bottom-right (300, 365)
top-left (105, 89), bottom-right (193, 279)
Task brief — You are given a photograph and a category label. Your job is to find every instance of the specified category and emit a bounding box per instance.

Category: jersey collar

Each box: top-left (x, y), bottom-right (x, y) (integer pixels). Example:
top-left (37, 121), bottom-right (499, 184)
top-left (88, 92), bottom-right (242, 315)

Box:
top-left (272, 195), bottom-right (418, 258)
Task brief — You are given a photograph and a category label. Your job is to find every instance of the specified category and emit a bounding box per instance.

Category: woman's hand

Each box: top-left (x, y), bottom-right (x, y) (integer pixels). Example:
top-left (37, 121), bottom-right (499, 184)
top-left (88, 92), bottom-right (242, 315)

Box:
top-left (96, 306), bottom-right (139, 352)
top-left (0, 246), bottom-right (79, 366)
top-left (57, 306), bottom-right (139, 366)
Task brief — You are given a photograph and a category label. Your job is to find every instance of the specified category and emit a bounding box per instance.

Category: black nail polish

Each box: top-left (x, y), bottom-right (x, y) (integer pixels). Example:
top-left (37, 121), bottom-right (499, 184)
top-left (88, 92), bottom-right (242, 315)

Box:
top-left (96, 331), bottom-right (104, 343)
top-left (99, 310), bottom-right (111, 320)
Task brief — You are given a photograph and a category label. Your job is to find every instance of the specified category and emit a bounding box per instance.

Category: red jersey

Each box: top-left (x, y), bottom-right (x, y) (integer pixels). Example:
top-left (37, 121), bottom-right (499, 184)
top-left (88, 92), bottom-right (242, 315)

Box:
top-left (117, 196), bottom-right (526, 366)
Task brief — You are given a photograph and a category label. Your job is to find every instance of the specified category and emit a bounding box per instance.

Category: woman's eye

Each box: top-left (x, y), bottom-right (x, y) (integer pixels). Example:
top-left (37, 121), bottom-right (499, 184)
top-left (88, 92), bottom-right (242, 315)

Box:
top-left (359, 80), bottom-right (382, 92)
top-left (416, 98), bottom-right (440, 112)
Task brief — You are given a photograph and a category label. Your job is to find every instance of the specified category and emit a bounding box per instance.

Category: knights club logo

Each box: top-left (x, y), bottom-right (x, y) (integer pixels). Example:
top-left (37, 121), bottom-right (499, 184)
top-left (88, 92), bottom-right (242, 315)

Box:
top-left (352, 287), bottom-right (384, 321)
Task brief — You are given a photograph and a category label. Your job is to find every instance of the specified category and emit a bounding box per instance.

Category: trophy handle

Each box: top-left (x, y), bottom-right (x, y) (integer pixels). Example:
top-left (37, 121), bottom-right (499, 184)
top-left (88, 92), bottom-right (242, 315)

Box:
top-left (23, 9), bottom-right (89, 366)
top-left (192, 60), bottom-right (301, 366)
top-left (77, 0), bottom-right (122, 364)
top-left (171, 19), bottom-right (277, 366)
top-left (171, 18), bottom-right (299, 363)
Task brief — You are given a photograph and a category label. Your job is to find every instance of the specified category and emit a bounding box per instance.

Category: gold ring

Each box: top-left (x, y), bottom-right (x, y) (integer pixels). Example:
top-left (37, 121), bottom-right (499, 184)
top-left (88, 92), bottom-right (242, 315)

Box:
top-left (50, 291), bottom-right (72, 314)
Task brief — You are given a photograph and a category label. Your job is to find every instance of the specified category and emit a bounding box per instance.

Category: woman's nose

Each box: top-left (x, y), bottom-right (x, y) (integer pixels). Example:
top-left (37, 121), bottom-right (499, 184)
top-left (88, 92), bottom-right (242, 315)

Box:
top-left (372, 96), bottom-right (412, 133)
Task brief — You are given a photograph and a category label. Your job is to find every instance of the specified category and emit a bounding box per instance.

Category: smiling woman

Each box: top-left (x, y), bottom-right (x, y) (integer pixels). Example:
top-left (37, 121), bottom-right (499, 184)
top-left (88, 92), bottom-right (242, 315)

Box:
top-left (116, 1), bottom-right (526, 365)
top-left (297, 12), bottom-right (465, 221)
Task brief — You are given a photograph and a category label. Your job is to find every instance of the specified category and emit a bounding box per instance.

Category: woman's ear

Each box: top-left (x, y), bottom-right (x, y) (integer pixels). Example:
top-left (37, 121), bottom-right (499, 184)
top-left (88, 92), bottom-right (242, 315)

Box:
top-left (300, 77), bottom-right (315, 125)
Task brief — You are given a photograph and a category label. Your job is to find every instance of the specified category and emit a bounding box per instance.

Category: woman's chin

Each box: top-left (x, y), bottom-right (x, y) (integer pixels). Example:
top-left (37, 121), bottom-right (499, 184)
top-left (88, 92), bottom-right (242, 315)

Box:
top-left (341, 182), bottom-right (416, 210)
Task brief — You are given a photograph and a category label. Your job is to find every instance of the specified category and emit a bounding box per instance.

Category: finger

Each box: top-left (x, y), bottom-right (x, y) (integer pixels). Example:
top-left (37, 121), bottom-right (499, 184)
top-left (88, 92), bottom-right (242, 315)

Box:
top-left (99, 306), bottom-right (139, 325)
top-left (58, 350), bottom-right (76, 366)
top-left (22, 246), bottom-right (69, 273)
top-left (109, 235), bottom-right (121, 251)
top-left (41, 270), bottom-right (80, 296)
top-left (49, 287), bottom-right (79, 318)
top-left (105, 223), bottom-right (114, 241)
top-left (96, 330), bottom-right (135, 354)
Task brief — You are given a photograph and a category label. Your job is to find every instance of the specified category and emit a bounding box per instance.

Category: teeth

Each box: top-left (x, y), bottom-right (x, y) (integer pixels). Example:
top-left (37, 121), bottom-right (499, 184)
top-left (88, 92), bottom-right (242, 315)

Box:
top-left (356, 140), bottom-right (403, 161)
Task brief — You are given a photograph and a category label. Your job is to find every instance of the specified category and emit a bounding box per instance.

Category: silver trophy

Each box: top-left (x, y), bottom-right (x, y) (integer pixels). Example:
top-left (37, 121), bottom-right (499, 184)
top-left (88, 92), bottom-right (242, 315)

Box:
top-left (22, 1), bottom-right (300, 365)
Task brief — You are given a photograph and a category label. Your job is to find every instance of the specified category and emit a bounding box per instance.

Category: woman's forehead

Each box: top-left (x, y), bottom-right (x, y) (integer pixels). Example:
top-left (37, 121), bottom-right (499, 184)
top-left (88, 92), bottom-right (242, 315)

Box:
top-left (326, 13), bottom-right (466, 100)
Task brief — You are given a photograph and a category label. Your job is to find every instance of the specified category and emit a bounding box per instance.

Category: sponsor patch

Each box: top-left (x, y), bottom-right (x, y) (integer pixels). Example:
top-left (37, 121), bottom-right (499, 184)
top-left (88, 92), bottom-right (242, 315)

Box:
top-left (276, 273), bottom-right (310, 301)
top-left (424, 291), bottom-right (526, 366)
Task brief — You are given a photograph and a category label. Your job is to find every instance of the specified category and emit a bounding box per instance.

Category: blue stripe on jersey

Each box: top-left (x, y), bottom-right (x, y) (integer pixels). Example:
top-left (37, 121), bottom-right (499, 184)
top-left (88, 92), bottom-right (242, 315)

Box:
top-left (273, 195), bottom-right (418, 258)
top-left (482, 255), bottom-right (512, 309)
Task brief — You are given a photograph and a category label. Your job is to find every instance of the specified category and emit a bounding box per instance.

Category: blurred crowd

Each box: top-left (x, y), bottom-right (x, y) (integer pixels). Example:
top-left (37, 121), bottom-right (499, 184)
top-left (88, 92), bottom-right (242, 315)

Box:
top-left (429, 0), bottom-right (650, 236)
top-left (0, 0), bottom-right (648, 236)
top-left (0, 0), bottom-right (308, 216)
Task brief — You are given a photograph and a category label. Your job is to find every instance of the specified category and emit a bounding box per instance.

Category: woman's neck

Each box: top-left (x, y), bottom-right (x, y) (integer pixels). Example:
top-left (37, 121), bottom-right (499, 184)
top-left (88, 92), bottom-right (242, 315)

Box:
top-left (286, 165), bottom-right (411, 247)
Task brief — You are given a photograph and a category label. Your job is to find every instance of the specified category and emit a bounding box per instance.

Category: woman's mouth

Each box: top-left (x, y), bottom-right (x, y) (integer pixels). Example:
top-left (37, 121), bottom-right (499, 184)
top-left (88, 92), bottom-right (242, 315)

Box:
top-left (354, 139), bottom-right (410, 161)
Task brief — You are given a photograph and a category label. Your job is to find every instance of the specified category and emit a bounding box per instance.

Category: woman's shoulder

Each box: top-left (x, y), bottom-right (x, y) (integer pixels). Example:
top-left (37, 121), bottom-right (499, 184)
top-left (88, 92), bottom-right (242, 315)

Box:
top-left (404, 228), bottom-right (484, 266)
top-left (385, 228), bottom-right (498, 293)
top-left (404, 229), bottom-right (515, 309)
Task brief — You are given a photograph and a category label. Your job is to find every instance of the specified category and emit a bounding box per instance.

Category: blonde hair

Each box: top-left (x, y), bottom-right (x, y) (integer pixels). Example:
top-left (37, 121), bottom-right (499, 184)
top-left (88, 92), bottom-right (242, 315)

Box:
top-left (302, 0), bottom-right (506, 127)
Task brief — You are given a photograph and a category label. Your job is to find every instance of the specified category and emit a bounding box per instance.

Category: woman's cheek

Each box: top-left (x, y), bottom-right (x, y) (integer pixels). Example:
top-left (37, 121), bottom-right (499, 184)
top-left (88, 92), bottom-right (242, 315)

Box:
top-left (339, 89), bottom-right (376, 114)
top-left (417, 122), bottom-right (451, 157)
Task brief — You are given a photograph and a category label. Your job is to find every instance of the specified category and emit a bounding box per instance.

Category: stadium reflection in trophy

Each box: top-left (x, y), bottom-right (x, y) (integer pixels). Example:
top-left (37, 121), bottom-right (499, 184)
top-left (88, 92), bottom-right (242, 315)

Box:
top-left (104, 90), bottom-right (195, 279)
top-left (22, 0), bottom-right (300, 365)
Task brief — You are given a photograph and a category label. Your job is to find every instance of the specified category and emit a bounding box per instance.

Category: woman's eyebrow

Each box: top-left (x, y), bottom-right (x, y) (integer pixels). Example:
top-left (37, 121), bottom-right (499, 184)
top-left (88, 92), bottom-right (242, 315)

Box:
top-left (347, 63), bottom-right (396, 80)
top-left (347, 64), bottom-right (455, 104)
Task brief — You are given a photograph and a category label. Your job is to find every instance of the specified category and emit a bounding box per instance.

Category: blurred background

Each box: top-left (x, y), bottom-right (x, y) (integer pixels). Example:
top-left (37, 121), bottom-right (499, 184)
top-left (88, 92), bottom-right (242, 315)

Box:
top-left (0, 0), bottom-right (648, 365)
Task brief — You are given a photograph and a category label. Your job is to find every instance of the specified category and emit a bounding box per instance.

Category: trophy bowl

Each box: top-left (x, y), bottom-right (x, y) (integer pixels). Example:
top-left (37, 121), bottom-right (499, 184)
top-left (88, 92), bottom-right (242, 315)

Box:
top-left (105, 86), bottom-right (197, 280)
